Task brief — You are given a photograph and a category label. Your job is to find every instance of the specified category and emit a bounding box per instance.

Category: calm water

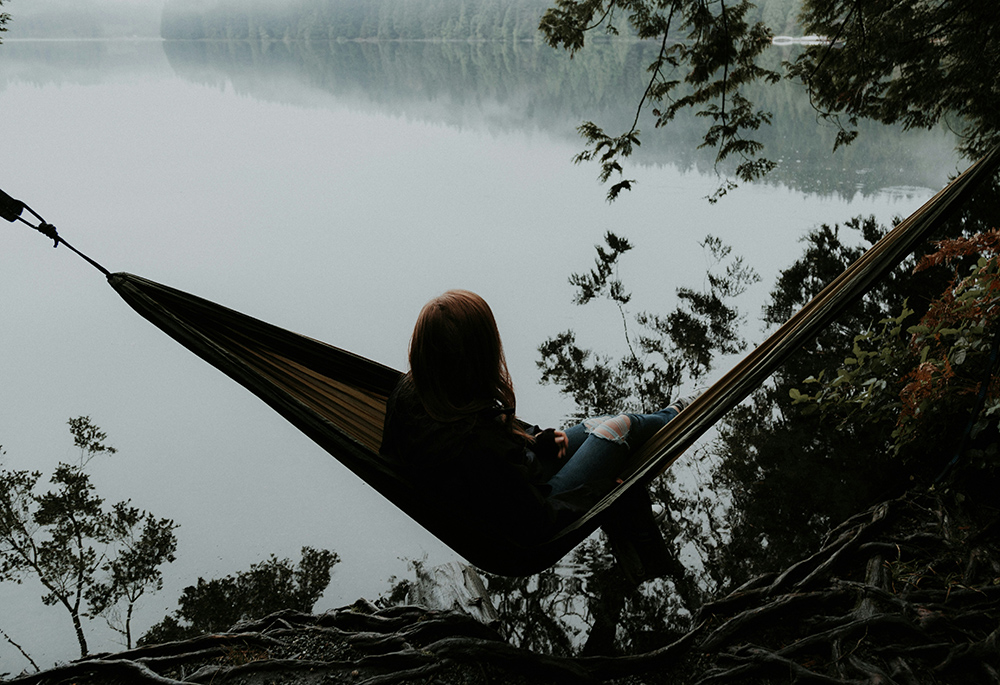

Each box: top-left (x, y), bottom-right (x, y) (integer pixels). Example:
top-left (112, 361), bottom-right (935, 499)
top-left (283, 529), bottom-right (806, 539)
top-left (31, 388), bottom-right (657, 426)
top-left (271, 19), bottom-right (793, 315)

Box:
top-left (0, 38), bottom-right (960, 667)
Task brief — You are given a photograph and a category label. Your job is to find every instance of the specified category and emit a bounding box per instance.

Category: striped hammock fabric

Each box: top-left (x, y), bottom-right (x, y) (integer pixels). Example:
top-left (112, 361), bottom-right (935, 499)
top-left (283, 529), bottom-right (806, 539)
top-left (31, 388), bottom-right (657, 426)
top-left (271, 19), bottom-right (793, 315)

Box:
top-left (110, 146), bottom-right (1000, 576)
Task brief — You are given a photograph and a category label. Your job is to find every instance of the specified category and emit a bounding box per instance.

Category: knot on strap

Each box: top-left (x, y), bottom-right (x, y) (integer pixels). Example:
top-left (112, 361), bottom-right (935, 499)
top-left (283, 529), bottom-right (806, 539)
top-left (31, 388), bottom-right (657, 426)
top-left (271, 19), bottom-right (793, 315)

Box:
top-left (0, 187), bottom-right (110, 275)
top-left (37, 222), bottom-right (61, 247)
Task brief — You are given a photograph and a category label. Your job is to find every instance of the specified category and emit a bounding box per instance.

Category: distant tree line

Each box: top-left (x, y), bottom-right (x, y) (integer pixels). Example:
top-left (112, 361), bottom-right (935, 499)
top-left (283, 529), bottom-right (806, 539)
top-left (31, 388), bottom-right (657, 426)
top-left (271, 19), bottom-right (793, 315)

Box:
top-left (160, 0), bottom-right (805, 42)
top-left (162, 0), bottom-right (550, 41)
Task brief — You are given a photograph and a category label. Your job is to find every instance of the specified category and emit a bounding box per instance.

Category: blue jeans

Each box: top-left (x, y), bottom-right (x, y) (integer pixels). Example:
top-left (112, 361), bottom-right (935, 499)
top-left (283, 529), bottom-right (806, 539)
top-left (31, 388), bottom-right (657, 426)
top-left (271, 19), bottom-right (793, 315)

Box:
top-left (545, 407), bottom-right (679, 495)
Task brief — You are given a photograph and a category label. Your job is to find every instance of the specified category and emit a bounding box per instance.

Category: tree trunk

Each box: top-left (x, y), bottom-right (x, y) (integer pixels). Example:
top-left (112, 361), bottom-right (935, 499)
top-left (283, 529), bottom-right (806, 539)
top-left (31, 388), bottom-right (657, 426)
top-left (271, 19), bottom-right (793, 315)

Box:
top-left (126, 601), bottom-right (135, 649)
top-left (72, 609), bottom-right (89, 658)
top-left (405, 562), bottom-right (500, 627)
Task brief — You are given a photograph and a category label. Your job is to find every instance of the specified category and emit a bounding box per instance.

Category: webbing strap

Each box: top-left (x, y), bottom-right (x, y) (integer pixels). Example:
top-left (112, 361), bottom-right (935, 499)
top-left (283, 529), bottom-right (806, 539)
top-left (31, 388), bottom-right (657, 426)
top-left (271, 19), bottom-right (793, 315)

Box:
top-left (1, 187), bottom-right (111, 277)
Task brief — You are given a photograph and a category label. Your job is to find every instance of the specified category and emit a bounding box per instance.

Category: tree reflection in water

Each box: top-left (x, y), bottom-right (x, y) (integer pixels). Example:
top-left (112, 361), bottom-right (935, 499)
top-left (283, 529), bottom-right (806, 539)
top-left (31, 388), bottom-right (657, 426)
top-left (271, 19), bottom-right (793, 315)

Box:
top-left (159, 39), bottom-right (958, 201)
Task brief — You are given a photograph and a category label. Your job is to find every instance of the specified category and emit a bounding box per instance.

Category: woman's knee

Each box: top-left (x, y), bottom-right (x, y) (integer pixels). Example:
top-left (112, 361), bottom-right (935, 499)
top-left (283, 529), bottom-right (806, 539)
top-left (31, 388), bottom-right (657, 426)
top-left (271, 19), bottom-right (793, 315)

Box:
top-left (584, 414), bottom-right (633, 445)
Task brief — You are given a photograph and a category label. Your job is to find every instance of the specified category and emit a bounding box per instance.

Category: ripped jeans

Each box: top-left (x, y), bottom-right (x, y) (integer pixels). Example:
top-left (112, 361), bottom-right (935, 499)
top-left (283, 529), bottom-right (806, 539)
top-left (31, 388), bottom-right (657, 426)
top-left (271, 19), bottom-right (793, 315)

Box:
top-left (545, 407), bottom-right (679, 495)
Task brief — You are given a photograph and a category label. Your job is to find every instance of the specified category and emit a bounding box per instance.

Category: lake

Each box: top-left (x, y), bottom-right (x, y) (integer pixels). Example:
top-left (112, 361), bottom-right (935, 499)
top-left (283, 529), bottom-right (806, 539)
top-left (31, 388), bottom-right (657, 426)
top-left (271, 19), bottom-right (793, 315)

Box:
top-left (0, 37), bottom-right (961, 668)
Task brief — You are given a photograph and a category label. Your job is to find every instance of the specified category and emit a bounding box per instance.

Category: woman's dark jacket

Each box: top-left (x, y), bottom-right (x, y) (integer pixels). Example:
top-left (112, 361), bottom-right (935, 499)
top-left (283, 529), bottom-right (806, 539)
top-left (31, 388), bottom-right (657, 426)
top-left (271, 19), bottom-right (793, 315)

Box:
top-left (379, 375), bottom-right (612, 545)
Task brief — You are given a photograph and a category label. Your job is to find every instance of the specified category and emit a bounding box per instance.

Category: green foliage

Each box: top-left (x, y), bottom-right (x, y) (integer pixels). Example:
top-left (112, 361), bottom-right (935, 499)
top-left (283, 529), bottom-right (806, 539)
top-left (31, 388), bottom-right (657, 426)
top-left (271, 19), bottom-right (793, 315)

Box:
top-left (85, 502), bottom-right (179, 648)
top-left (0, 418), bottom-right (177, 658)
top-left (572, 123), bottom-right (641, 202)
top-left (507, 211), bottom-right (996, 653)
top-left (789, 0), bottom-right (1000, 160)
top-left (702, 209), bottom-right (1000, 588)
top-left (140, 547), bottom-right (339, 645)
top-left (540, 0), bottom-right (780, 201)
top-left (497, 218), bottom-right (923, 653)
top-left (788, 306), bottom-right (913, 434)
top-left (705, 218), bottom-right (920, 584)
top-left (538, 231), bottom-right (759, 419)
top-left (541, 0), bottom-right (999, 199)
top-left (792, 232), bottom-right (1000, 479)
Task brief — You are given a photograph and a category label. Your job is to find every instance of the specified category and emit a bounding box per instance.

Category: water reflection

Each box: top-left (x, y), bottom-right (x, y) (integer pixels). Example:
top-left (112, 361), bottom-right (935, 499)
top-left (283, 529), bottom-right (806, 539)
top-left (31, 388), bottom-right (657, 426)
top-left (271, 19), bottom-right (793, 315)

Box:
top-left (1, 38), bottom-right (959, 197)
top-left (157, 39), bottom-right (959, 198)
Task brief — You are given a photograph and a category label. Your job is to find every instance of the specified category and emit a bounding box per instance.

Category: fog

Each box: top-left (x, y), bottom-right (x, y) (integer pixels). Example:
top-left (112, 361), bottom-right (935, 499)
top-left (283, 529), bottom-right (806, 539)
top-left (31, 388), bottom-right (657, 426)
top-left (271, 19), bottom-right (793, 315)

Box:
top-left (0, 6), bottom-right (964, 672)
top-left (3, 0), bottom-right (165, 39)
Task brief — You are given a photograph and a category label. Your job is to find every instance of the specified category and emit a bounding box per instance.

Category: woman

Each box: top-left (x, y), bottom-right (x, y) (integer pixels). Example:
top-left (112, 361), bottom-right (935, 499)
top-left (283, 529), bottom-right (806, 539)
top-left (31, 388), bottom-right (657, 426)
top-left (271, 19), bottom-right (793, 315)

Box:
top-left (380, 290), bottom-right (691, 581)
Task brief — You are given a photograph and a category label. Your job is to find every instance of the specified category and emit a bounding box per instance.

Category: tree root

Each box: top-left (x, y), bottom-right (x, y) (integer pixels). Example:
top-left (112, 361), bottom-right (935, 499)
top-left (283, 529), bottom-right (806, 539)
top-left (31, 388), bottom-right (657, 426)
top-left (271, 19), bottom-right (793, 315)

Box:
top-left (6, 487), bottom-right (998, 684)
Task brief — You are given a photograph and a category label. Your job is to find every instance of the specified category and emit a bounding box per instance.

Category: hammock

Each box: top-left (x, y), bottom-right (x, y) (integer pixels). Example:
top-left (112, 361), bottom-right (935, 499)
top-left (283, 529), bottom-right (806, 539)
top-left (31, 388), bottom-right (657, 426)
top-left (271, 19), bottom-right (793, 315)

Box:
top-left (9, 147), bottom-right (1000, 576)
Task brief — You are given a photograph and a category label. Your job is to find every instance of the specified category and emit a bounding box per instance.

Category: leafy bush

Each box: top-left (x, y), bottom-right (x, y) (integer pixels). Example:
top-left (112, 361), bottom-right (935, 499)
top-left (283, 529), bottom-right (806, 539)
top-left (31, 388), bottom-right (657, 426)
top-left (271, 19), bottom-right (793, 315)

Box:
top-left (793, 231), bottom-right (1000, 479)
top-left (140, 546), bottom-right (339, 645)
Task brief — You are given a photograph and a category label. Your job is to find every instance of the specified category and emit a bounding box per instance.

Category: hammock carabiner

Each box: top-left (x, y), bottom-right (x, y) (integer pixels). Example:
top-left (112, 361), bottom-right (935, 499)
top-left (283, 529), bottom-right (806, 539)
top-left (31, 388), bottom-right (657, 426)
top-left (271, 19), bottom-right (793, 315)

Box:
top-left (1, 186), bottom-right (59, 245)
top-left (1, 186), bottom-right (111, 277)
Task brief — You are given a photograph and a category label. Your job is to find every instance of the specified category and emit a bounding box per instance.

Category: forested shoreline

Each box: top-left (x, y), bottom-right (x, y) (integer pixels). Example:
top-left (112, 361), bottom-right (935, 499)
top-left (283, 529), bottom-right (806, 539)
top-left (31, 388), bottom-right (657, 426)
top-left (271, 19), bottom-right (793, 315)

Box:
top-left (163, 0), bottom-right (551, 42)
top-left (160, 0), bottom-right (804, 42)
top-left (1, 0), bottom-right (805, 44)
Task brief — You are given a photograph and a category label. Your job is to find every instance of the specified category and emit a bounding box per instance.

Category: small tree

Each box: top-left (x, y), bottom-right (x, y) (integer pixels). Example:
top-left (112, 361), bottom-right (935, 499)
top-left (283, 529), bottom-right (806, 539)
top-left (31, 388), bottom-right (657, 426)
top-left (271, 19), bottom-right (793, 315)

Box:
top-left (85, 502), bottom-right (179, 648)
top-left (0, 417), bottom-right (177, 658)
top-left (140, 546), bottom-right (339, 645)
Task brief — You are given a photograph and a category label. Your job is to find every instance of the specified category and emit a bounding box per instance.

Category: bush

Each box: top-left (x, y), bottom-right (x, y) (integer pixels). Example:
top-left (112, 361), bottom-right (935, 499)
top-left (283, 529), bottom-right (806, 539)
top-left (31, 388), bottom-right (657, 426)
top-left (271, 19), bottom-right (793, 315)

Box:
top-left (794, 231), bottom-right (1000, 480)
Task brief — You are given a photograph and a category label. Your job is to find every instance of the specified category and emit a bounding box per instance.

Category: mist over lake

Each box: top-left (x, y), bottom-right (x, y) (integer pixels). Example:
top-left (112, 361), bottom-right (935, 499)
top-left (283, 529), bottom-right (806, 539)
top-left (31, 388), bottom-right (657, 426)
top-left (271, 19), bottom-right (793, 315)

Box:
top-left (0, 34), bottom-right (960, 667)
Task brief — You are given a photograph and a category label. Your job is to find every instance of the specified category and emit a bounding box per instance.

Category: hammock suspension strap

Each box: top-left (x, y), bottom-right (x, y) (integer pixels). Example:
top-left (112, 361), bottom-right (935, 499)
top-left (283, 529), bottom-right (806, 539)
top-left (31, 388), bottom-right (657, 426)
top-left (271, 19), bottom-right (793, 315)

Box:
top-left (1, 187), bottom-right (111, 277)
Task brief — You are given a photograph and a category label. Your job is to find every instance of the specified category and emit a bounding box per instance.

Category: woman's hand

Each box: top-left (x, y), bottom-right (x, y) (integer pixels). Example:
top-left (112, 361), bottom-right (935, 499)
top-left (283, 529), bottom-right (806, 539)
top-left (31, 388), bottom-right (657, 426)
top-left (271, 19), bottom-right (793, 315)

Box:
top-left (553, 429), bottom-right (568, 459)
top-left (533, 428), bottom-right (569, 460)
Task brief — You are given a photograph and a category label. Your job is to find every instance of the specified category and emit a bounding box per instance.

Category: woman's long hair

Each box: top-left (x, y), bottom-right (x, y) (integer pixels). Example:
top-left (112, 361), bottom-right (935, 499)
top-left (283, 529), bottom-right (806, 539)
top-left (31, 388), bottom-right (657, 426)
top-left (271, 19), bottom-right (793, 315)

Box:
top-left (408, 290), bottom-right (518, 430)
